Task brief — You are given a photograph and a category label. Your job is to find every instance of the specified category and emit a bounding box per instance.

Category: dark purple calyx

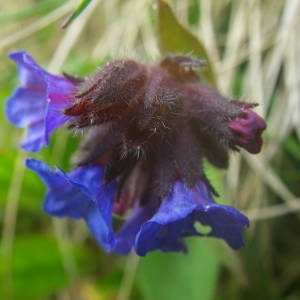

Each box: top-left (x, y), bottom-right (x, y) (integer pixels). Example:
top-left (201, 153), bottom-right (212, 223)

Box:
top-left (63, 55), bottom-right (266, 214)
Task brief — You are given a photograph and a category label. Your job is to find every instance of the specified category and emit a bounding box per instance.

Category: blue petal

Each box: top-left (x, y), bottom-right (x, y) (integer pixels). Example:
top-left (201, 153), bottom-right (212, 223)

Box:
top-left (9, 51), bottom-right (47, 88)
top-left (194, 204), bottom-right (249, 249)
top-left (45, 74), bottom-right (75, 138)
top-left (6, 88), bottom-right (45, 128)
top-left (26, 158), bottom-right (117, 252)
top-left (135, 181), bottom-right (249, 256)
top-left (21, 120), bottom-right (46, 153)
top-left (6, 51), bottom-right (75, 152)
top-left (7, 52), bottom-right (48, 129)
top-left (114, 202), bottom-right (159, 255)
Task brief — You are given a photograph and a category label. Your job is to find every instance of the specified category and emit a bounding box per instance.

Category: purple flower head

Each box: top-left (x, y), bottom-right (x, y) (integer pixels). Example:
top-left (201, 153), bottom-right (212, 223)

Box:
top-left (6, 51), bottom-right (76, 152)
top-left (8, 53), bottom-right (267, 255)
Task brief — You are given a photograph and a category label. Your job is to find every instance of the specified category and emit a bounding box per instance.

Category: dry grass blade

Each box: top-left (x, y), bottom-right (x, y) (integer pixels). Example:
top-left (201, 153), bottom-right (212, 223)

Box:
top-left (0, 1), bottom-right (74, 50)
top-left (264, 0), bottom-right (300, 105)
top-left (247, 200), bottom-right (300, 221)
top-left (92, 0), bottom-right (149, 59)
top-left (219, 0), bottom-right (247, 93)
top-left (283, 31), bottom-right (300, 137)
top-left (246, 0), bottom-right (264, 108)
top-left (48, 0), bottom-right (101, 73)
top-left (243, 154), bottom-right (296, 204)
top-left (140, 16), bottom-right (160, 59)
top-left (199, 1), bottom-right (220, 69)
top-left (1, 148), bottom-right (26, 299)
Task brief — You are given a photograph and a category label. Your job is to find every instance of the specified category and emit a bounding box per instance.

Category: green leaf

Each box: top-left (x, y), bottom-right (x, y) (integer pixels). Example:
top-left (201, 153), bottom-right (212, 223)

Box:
top-left (61, 0), bottom-right (92, 29)
top-left (137, 239), bottom-right (219, 300)
top-left (154, 0), bottom-right (216, 86)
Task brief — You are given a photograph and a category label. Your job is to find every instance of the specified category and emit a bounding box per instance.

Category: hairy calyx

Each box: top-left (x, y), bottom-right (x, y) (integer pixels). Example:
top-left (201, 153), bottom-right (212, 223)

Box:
top-left (64, 55), bottom-right (266, 213)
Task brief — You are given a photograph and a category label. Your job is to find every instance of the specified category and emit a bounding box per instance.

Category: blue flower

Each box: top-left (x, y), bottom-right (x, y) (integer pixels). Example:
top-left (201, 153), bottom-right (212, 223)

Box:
top-left (26, 158), bottom-right (248, 255)
top-left (26, 158), bottom-right (117, 252)
top-left (6, 51), bottom-right (75, 152)
top-left (135, 180), bottom-right (249, 256)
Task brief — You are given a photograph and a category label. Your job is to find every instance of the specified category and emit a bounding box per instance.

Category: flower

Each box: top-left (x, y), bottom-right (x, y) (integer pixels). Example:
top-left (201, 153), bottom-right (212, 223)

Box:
top-left (25, 158), bottom-right (117, 251)
top-left (7, 52), bottom-right (266, 255)
top-left (26, 158), bottom-right (248, 256)
top-left (135, 180), bottom-right (249, 256)
top-left (6, 51), bottom-right (75, 152)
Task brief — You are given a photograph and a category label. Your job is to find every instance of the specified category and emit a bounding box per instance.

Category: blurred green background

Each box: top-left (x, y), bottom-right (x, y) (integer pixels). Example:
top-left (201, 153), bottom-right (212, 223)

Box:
top-left (1, 0), bottom-right (300, 299)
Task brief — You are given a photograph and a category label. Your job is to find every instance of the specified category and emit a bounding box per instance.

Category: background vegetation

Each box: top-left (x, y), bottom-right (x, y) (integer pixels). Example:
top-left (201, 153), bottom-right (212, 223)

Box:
top-left (1, 0), bottom-right (299, 299)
